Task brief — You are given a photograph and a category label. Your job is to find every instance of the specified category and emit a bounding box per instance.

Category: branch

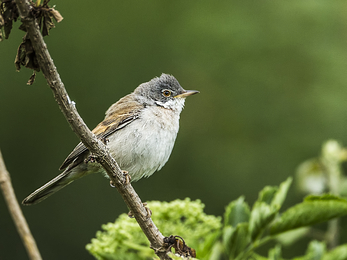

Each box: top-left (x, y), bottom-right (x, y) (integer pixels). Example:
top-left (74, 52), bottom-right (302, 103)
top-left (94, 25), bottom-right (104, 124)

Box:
top-left (0, 150), bottom-right (43, 260)
top-left (14, 1), bottom-right (171, 259)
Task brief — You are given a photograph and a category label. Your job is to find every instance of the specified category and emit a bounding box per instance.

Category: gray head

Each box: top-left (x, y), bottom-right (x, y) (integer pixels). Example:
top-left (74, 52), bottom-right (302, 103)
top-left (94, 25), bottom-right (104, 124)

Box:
top-left (134, 74), bottom-right (199, 112)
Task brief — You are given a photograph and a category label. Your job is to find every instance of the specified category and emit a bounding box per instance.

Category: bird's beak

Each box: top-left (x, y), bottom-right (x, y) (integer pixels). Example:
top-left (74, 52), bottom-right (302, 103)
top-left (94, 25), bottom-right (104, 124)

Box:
top-left (174, 90), bottom-right (200, 98)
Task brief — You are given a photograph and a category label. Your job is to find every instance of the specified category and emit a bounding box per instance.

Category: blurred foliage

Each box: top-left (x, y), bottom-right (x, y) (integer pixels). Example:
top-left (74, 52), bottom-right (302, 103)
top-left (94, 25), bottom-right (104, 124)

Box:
top-left (296, 140), bottom-right (347, 196)
top-left (86, 178), bottom-right (347, 260)
top-left (86, 198), bottom-right (221, 260)
top-left (2, 1), bottom-right (347, 260)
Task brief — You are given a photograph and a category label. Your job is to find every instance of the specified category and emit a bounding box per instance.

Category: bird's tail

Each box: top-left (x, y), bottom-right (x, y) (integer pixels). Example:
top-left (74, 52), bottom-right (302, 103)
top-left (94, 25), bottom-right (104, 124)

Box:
top-left (22, 171), bottom-right (75, 205)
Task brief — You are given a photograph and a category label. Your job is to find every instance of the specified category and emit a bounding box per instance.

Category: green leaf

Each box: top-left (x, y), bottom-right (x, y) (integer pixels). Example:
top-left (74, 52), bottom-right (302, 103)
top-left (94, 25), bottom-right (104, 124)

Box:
top-left (251, 253), bottom-right (269, 260)
top-left (275, 227), bottom-right (310, 246)
top-left (268, 244), bottom-right (282, 260)
top-left (249, 202), bottom-right (278, 241)
top-left (322, 244), bottom-right (347, 260)
top-left (304, 194), bottom-right (347, 202)
top-left (198, 228), bottom-right (221, 259)
top-left (258, 186), bottom-right (278, 205)
top-left (222, 226), bottom-right (235, 256)
top-left (305, 240), bottom-right (326, 260)
top-left (270, 194), bottom-right (347, 235)
top-left (224, 196), bottom-right (250, 227)
top-left (254, 176), bottom-right (291, 210)
top-left (209, 241), bottom-right (227, 260)
top-left (226, 223), bottom-right (250, 258)
top-left (271, 177), bottom-right (292, 208)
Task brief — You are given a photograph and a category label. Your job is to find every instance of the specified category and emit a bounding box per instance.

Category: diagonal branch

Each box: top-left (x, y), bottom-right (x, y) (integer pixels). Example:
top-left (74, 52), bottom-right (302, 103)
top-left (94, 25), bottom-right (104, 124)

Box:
top-left (14, 1), bottom-right (171, 259)
top-left (0, 150), bottom-right (43, 260)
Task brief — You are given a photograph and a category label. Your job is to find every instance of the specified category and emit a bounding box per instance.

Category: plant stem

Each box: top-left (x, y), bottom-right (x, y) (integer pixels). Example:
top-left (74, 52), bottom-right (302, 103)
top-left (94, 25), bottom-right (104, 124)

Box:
top-left (322, 141), bottom-right (341, 249)
top-left (235, 236), bottom-right (273, 260)
top-left (0, 150), bottom-right (42, 260)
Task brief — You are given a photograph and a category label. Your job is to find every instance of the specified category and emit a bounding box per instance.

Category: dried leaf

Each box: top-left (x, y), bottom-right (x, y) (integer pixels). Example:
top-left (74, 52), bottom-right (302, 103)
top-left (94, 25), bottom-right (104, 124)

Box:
top-left (27, 71), bottom-right (36, 85)
top-left (0, 13), bottom-right (3, 41)
top-left (42, 11), bottom-right (54, 36)
top-left (0, 0), bottom-right (19, 39)
top-left (14, 41), bottom-right (25, 71)
top-left (14, 34), bottom-right (40, 72)
top-left (3, 7), bottom-right (13, 38)
top-left (50, 8), bottom-right (63, 23)
top-left (0, 13), bottom-right (4, 27)
top-left (2, 0), bottom-right (62, 84)
top-left (41, 15), bottom-right (48, 36)
top-left (18, 22), bottom-right (26, 32)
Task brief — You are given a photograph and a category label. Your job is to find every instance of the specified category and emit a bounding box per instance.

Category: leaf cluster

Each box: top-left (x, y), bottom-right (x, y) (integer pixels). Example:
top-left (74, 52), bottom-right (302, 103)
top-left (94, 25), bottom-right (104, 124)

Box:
top-left (86, 177), bottom-right (347, 260)
top-left (0, 0), bottom-right (62, 84)
top-left (213, 178), bottom-right (347, 260)
top-left (0, 0), bottom-right (62, 39)
top-left (0, 0), bottom-right (19, 41)
top-left (86, 198), bottom-right (222, 260)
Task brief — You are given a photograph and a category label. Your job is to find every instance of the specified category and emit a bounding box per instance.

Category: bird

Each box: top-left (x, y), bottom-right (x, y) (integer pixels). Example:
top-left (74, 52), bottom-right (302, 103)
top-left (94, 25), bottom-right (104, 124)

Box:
top-left (22, 74), bottom-right (199, 205)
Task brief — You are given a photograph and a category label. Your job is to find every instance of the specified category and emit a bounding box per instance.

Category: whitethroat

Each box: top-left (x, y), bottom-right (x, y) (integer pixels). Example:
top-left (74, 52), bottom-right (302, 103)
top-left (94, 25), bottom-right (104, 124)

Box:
top-left (22, 74), bottom-right (199, 205)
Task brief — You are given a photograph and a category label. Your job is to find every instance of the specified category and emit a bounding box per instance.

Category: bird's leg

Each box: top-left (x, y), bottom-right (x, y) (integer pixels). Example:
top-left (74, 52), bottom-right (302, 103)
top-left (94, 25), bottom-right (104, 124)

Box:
top-left (128, 202), bottom-right (152, 219)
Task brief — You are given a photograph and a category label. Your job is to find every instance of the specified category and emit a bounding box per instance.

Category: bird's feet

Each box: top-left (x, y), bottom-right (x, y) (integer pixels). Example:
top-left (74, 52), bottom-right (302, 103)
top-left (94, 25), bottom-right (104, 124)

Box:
top-left (128, 202), bottom-right (152, 219)
top-left (84, 155), bottom-right (97, 164)
top-left (109, 170), bottom-right (131, 187)
top-left (101, 137), bottom-right (109, 145)
top-left (109, 180), bottom-right (115, 188)
top-left (122, 170), bottom-right (131, 184)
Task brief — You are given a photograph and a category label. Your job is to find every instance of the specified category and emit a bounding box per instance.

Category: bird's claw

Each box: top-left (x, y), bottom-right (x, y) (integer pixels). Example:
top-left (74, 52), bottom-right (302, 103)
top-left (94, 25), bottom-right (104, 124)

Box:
top-left (101, 137), bottom-right (109, 145)
top-left (122, 170), bottom-right (131, 184)
top-left (109, 170), bottom-right (130, 187)
top-left (143, 203), bottom-right (152, 219)
top-left (128, 202), bottom-right (152, 219)
top-left (84, 155), bottom-right (97, 164)
top-left (128, 210), bottom-right (135, 218)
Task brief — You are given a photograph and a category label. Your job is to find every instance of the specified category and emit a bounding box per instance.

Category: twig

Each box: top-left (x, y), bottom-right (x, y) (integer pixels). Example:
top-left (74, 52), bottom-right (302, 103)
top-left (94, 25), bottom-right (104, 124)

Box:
top-left (0, 150), bottom-right (43, 260)
top-left (14, 1), bottom-right (171, 259)
top-left (322, 141), bottom-right (341, 249)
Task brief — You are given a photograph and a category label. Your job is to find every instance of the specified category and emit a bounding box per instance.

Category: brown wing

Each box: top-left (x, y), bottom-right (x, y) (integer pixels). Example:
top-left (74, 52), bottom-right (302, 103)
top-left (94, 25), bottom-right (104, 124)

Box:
top-left (59, 93), bottom-right (143, 170)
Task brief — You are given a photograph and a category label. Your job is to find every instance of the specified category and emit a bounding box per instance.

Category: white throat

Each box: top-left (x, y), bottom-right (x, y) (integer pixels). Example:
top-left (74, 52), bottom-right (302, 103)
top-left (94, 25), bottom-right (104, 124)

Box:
top-left (155, 98), bottom-right (186, 113)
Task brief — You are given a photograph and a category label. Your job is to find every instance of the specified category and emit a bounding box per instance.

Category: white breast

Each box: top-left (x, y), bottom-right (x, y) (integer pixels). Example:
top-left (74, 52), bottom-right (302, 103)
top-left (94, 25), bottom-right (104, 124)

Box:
top-left (106, 106), bottom-right (181, 181)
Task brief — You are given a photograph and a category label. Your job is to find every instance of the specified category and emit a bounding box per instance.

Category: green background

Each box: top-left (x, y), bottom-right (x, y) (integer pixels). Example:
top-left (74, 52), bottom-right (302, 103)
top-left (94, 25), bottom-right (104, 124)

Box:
top-left (1, 1), bottom-right (347, 259)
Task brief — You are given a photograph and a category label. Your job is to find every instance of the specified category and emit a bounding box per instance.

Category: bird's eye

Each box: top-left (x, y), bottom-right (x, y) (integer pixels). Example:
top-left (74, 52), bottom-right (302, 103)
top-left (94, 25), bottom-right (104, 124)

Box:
top-left (162, 89), bottom-right (172, 97)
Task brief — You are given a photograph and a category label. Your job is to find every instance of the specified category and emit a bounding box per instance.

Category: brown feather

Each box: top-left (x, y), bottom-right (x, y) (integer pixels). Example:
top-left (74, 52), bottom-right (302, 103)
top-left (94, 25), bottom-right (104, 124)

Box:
top-left (59, 93), bottom-right (144, 170)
